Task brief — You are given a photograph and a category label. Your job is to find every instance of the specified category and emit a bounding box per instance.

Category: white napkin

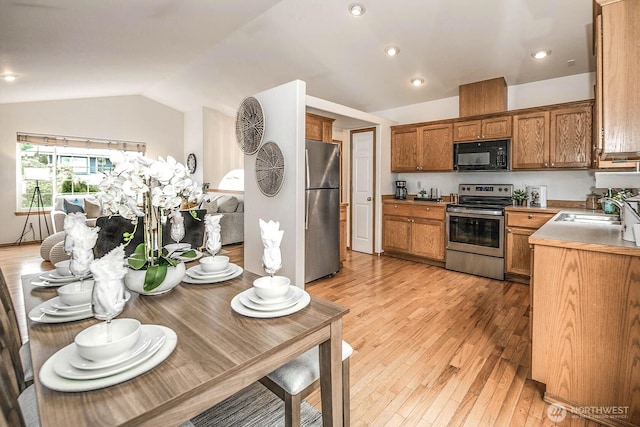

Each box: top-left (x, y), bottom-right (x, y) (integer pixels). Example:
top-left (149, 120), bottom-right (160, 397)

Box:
top-left (259, 219), bottom-right (284, 276)
top-left (90, 245), bottom-right (127, 317)
top-left (204, 214), bottom-right (223, 255)
top-left (169, 209), bottom-right (185, 243)
top-left (64, 212), bottom-right (99, 276)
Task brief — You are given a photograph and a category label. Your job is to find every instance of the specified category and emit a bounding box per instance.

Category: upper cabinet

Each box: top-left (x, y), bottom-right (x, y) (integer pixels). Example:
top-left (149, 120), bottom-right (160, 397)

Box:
top-left (391, 124), bottom-right (452, 172)
top-left (512, 102), bottom-right (592, 170)
top-left (453, 116), bottom-right (512, 142)
top-left (305, 112), bottom-right (335, 143)
top-left (459, 77), bottom-right (507, 117)
top-left (595, 0), bottom-right (640, 160)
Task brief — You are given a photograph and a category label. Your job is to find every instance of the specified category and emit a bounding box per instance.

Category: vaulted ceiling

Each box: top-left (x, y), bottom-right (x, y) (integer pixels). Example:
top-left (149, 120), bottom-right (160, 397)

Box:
top-left (0, 0), bottom-right (594, 115)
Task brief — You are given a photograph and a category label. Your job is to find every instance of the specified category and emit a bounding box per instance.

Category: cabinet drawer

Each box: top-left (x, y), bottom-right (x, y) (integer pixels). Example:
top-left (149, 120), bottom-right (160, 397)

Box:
top-left (383, 203), bottom-right (412, 217)
top-left (507, 212), bottom-right (554, 229)
top-left (411, 205), bottom-right (445, 220)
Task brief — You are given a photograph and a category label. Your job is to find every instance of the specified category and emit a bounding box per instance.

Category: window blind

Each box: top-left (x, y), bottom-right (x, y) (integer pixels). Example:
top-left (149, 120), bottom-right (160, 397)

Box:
top-left (17, 132), bottom-right (146, 153)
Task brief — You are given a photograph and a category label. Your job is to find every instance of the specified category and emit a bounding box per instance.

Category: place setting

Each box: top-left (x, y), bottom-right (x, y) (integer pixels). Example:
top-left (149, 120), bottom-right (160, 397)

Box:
top-left (231, 219), bottom-right (310, 318)
top-left (183, 254), bottom-right (243, 284)
top-left (39, 246), bottom-right (177, 392)
top-left (164, 242), bottom-right (204, 263)
top-left (30, 260), bottom-right (93, 288)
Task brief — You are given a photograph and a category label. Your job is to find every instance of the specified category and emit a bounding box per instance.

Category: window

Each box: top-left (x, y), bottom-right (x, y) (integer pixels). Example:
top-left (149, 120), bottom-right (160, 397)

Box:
top-left (16, 133), bottom-right (145, 211)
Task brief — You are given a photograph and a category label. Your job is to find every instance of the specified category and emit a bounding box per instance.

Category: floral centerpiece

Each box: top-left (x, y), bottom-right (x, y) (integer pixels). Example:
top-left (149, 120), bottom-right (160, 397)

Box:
top-left (97, 152), bottom-right (202, 293)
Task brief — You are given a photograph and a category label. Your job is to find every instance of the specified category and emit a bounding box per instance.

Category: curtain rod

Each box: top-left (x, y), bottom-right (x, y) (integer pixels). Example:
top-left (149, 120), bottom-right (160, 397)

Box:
top-left (17, 132), bottom-right (147, 152)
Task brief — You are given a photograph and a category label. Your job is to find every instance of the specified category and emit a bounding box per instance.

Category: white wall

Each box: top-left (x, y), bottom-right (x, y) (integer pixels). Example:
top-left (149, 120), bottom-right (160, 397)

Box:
top-left (244, 80), bottom-right (306, 287)
top-left (183, 108), bottom-right (205, 186)
top-left (202, 107), bottom-right (243, 189)
top-left (0, 95), bottom-right (184, 245)
top-left (373, 73), bottom-right (598, 203)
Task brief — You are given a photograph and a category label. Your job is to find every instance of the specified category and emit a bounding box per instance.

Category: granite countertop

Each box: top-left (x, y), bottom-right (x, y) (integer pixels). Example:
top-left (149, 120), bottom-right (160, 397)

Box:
top-left (530, 210), bottom-right (640, 257)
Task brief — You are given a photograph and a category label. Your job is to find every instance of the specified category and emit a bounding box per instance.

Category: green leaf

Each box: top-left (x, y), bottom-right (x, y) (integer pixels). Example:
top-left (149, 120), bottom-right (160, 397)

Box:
top-left (179, 249), bottom-right (197, 259)
top-left (143, 264), bottom-right (168, 292)
top-left (189, 210), bottom-right (202, 221)
top-left (128, 243), bottom-right (147, 270)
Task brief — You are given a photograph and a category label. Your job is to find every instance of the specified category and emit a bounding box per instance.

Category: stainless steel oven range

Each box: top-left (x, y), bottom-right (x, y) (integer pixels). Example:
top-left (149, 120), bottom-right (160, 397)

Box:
top-left (446, 184), bottom-right (513, 280)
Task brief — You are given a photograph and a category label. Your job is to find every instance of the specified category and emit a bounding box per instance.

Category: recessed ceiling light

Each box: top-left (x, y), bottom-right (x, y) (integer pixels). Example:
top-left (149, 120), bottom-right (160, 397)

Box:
top-left (2, 74), bottom-right (17, 82)
top-left (385, 46), bottom-right (400, 56)
top-left (348, 3), bottom-right (366, 16)
top-left (531, 49), bottom-right (551, 59)
top-left (410, 78), bottom-right (425, 87)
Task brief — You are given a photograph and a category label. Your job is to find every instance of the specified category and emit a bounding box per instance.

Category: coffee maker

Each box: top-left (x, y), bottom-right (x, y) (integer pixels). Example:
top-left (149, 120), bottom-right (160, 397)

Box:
top-left (395, 181), bottom-right (407, 199)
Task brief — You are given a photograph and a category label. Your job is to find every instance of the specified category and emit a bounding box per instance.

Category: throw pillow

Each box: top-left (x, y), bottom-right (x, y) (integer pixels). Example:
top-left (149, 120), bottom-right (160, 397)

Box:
top-left (84, 199), bottom-right (102, 219)
top-left (201, 197), bottom-right (219, 215)
top-left (63, 198), bottom-right (84, 214)
top-left (216, 195), bottom-right (239, 213)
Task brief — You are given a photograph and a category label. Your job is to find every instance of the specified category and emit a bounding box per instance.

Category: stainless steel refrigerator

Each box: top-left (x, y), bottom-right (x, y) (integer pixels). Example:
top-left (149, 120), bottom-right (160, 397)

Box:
top-left (305, 140), bottom-right (341, 283)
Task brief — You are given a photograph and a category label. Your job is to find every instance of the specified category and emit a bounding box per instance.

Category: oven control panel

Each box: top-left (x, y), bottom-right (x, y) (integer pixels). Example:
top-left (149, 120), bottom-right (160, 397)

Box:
top-left (458, 184), bottom-right (513, 197)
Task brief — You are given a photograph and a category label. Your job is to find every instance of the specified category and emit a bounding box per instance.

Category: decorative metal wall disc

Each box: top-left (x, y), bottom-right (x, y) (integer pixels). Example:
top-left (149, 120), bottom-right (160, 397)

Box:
top-left (235, 96), bottom-right (264, 154)
top-left (255, 141), bottom-right (285, 197)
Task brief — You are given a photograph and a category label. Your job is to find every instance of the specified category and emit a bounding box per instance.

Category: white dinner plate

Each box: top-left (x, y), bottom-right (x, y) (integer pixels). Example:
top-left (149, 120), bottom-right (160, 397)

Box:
top-left (41, 301), bottom-right (91, 316)
top-left (28, 292), bottom-right (131, 324)
top-left (231, 288), bottom-right (311, 318)
top-left (239, 287), bottom-right (304, 312)
top-left (69, 331), bottom-right (154, 370)
top-left (186, 264), bottom-right (235, 279)
top-left (50, 300), bottom-right (91, 311)
top-left (182, 264), bottom-right (243, 284)
top-left (40, 325), bottom-right (177, 392)
top-left (54, 326), bottom-right (165, 379)
top-left (38, 271), bottom-right (92, 284)
top-left (247, 287), bottom-right (297, 306)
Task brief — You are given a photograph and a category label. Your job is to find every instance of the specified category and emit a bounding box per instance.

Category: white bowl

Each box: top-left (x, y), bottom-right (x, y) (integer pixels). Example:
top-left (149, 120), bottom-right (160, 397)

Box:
top-left (57, 280), bottom-right (94, 306)
top-left (253, 276), bottom-right (291, 301)
top-left (54, 260), bottom-right (72, 276)
top-left (75, 318), bottom-right (141, 362)
top-left (200, 255), bottom-right (229, 273)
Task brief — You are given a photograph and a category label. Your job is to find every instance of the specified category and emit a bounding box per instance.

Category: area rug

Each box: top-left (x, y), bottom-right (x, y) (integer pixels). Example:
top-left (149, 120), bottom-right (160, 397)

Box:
top-left (185, 382), bottom-right (322, 427)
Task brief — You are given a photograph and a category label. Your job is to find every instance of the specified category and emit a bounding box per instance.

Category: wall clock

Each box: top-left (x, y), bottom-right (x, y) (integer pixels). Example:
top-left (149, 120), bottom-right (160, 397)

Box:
top-left (235, 96), bottom-right (265, 155)
top-left (187, 153), bottom-right (197, 174)
top-left (255, 141), bottom-right (284, 197)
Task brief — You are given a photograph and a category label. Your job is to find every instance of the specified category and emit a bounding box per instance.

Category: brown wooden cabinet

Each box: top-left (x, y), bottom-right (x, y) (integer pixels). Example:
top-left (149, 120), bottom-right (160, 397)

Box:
top-left (512, 102), bottom-right (592, 170)
top-left (505, 210), bottom-right (555, 280)
top-left (391, 124), bottom-right (452, 172)
top-left (382, 201), bottom-right (445, 261)
top-left (531, 243), bottom-right (640, 427)
top-left (305, 112), bottom-right (334, 143)
top-left (595, 0), bottom-right (640, 160)
top-left (339, 204), bottom-right (347, 264)
top-left (452, 116), bottom-right (512, 142)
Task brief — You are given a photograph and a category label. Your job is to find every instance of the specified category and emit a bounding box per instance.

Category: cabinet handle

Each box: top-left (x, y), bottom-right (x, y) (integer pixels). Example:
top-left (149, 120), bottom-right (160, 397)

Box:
top-left (551, 163), bottom-right (555, 167)
top-left (544, 162), bottom-right (548, 167)
top-left (407, 218), bottom-right (411, 222)
top-left (507, 228), bottom-right (512, 233)
top-left (425, 207), bottom-right (430, 211)
top-left (528, 215), bottom-right (533, 219)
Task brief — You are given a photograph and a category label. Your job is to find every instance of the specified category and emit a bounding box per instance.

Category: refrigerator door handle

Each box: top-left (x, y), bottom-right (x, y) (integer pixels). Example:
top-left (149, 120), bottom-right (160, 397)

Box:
top-left (305, 148), bottom-right (310, 189)
top-left (305, 191), bottom-right (309, 230)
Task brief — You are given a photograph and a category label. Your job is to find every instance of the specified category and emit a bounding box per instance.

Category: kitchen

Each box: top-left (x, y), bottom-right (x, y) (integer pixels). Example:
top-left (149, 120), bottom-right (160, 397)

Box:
top-left (378, 1), bottom-right (640, 422)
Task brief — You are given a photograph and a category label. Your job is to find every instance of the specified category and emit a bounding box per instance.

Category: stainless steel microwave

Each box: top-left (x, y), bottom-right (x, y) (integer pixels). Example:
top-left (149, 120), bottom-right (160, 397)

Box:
top-left (453, 139), bottom-right (510, 171)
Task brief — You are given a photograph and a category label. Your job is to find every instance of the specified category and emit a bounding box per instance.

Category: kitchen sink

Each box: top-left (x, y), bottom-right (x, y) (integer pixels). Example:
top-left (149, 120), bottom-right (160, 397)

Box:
top-left (555, 212), bottom-right (621, 225)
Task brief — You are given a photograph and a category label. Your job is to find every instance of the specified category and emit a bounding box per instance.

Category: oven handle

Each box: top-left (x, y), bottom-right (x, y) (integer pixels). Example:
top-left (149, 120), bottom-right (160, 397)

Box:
top-left (446, 207), bottom-right (504, 216)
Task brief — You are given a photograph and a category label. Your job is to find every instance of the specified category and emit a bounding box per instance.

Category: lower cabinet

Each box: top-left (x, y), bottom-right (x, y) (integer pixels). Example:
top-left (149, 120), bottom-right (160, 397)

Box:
top-left (505, 210), bottom-right (556, 280)
top-left (382, 201), bottom-right (445, 262)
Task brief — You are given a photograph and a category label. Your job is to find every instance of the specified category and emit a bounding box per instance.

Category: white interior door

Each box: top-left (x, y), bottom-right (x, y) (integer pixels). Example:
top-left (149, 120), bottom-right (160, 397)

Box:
top-left (350, 129), bottom-right (375, 254)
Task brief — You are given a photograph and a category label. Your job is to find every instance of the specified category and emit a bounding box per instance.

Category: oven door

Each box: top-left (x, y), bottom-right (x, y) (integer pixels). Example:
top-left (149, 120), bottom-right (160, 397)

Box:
top-left (446, 209), bottom-right (505, 257)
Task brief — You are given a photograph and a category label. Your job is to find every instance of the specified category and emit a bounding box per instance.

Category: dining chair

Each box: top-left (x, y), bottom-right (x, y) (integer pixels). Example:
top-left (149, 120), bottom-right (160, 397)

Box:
top-left (161, 209), bottom-right (206, 250)
top-left (259, 340), bottom-right (353, 427)
top-left (0, 268), bottom-right (33, 391)
top-left (0, 291), bottom-right (39, 427)
top-left (94, 215), bottom-right (145, 258)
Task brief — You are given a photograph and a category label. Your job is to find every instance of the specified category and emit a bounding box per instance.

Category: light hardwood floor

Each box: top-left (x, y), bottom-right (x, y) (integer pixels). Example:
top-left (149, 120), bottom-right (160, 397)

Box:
top-left (1, 244), bottom-right (602, 427)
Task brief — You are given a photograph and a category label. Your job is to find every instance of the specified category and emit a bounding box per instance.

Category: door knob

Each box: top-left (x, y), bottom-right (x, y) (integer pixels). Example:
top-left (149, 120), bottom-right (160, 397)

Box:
top-left (367, 197), bottom-right (372, 201)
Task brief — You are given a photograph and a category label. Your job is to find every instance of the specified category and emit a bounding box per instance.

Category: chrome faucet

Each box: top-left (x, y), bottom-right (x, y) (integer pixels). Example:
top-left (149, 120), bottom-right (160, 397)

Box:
top-left (599, 197), bottom-right (625, 231)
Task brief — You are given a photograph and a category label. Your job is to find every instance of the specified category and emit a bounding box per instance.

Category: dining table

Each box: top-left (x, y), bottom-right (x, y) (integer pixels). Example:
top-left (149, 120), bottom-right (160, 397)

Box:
top-left (22, 266), bottom-right (349, 426)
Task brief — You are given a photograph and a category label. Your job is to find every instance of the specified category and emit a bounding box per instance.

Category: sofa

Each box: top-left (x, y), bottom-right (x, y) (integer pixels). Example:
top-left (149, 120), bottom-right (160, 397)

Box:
top-left (200, 191), bottom-right (244, 245)
top-left (50, 195), bottom-right (103, 233)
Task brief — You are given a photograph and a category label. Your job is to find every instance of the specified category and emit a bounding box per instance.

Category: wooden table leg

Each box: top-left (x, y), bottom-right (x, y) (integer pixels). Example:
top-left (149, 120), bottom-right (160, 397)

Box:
top-left (319, 318), bottom-right (343, 427)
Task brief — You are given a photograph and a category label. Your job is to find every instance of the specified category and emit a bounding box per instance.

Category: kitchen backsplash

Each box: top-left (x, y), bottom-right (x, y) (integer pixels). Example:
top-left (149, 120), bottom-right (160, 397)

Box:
top-left (397, 170), bottom-right (598, 201)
